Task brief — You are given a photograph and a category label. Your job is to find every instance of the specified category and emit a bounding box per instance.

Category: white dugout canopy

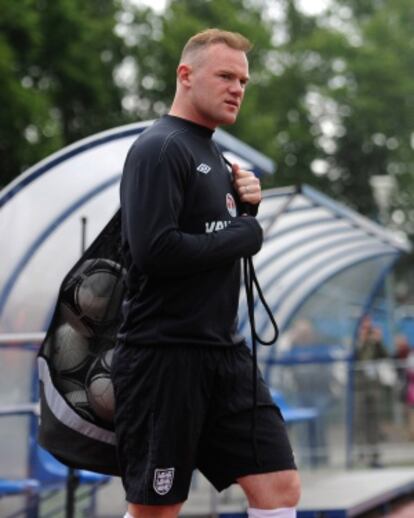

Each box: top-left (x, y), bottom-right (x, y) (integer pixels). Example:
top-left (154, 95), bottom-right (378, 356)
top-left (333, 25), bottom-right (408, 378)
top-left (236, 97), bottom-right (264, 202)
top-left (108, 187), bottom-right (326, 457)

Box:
top-left (238, 185), bottom-right (411, 367)
top-left (0, 120), bottom-right (273, 335)
top-left (0, 121), bottom-right (410, 355)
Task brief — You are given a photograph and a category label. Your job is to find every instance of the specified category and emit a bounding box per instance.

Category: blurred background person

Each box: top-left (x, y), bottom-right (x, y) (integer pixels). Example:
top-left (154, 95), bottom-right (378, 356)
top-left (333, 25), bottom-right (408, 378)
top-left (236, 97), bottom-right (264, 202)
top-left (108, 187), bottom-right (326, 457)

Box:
top-left (354, 315), bottom-right (388, 467)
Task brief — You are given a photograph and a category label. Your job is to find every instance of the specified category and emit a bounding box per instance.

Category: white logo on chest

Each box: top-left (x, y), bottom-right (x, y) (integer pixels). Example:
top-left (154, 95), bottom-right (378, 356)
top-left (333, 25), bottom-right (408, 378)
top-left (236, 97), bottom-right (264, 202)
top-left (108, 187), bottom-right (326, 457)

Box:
top-left (153, 468), bottom-right (175, 496)
top-left (205, 220), bottom-right (231, 233)
top-left (196, 163), bottom-right (211, 174)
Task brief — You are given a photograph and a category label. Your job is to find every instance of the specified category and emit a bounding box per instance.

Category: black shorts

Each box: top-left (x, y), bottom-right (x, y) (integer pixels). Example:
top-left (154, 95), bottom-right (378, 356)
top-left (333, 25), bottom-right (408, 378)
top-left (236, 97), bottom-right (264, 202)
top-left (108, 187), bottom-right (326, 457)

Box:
top-left (111, 342), bottom-right (296, 505)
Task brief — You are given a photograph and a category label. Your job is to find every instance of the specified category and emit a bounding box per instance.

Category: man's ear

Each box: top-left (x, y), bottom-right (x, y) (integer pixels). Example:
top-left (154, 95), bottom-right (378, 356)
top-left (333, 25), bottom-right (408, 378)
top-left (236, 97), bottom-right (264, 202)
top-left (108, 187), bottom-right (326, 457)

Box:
top-left (177, 63), bottom-right (192, 87)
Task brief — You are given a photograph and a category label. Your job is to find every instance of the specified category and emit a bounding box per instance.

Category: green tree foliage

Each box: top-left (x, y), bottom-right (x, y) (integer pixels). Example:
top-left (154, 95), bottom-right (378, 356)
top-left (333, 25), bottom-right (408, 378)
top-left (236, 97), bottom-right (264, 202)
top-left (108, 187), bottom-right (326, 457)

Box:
top-left (123, 0), bottom-right (329, 190)
top-left (0, 0), bottom-right (57, 187)
top-left (326, 0), bottom-right (414, 231)
top-left (2, 0), bottom-right (413, 241)
top-left (124, 0), bottom-right (413, 214)
top-left (120, 0), bottom-right (275, 120)
top-left (0, 0), bottom-right (127, 188)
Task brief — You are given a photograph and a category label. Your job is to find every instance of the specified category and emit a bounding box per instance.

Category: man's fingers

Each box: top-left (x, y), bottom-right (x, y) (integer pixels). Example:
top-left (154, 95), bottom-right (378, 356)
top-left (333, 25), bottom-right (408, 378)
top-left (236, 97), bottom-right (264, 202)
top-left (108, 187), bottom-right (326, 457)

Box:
top-left (235, 176), bottom-right (260, 190)
top-left (240, 183), bottom-right (259, 194)
top-left (231, 162), bottom-right (241, 174)
top-left (231, 164), bottom-right (262, 205)
top-left (239, 192), bottom-right (262, 204)
top-left (233, 168), bottom-right (252, 179)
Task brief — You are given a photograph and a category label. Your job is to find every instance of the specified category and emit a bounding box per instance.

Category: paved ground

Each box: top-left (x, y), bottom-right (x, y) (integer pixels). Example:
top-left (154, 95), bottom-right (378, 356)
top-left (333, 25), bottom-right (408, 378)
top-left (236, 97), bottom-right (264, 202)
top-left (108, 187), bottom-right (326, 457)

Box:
top-left (95, 469), bottom-right (414, 518)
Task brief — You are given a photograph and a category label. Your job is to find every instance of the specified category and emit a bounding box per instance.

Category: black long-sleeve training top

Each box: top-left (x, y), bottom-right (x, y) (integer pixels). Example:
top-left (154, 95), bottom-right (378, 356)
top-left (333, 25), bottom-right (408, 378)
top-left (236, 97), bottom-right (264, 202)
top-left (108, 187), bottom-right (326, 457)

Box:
top-left (118, 115), bottom-right (263, 348)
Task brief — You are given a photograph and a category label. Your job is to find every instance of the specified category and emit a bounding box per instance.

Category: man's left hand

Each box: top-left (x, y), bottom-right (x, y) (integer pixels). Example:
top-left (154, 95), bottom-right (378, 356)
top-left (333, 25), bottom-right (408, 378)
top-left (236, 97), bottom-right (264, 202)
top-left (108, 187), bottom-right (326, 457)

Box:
top-left (232, 163), bottom-right (262, 207)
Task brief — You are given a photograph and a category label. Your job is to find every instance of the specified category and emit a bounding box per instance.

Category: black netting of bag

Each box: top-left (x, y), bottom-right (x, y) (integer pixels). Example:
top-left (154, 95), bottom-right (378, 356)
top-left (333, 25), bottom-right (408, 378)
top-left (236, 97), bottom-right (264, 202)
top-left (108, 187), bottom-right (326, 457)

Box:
top-left (41, 211), bottom-right (123, 430)
top-left (38, 211), bottom-right (124, 474)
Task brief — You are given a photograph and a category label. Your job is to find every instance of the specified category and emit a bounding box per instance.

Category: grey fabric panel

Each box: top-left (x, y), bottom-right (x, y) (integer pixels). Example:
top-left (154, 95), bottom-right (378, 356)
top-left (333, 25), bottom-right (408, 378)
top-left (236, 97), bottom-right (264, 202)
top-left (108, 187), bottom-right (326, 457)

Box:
top-left (38, 356), bottom-right (116, 445)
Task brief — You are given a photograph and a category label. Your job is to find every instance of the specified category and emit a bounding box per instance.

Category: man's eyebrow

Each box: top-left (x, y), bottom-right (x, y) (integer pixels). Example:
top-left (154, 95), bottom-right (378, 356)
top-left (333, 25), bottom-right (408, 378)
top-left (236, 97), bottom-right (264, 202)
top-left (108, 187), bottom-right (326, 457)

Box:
top-left (217, 69), bottom-right (250, 81)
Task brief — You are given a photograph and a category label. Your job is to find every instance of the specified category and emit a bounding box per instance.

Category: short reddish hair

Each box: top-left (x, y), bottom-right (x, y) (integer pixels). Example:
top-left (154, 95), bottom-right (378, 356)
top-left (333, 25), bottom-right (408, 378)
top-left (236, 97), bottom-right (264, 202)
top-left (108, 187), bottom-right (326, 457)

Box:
top-left (180, 28), bottom-right (252, 63)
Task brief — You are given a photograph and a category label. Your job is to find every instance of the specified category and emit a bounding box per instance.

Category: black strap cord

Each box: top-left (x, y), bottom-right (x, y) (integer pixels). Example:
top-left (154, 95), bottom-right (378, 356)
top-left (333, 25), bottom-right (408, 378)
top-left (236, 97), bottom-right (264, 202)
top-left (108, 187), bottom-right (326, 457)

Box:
top-left (221, 153), bottom-right (280, 464)
top-left (243, 254), bottom-right (278, 465)
top-left (241, 187), bottom-right (299, 465)
top-left (243, 255), bottom-right (279, 347)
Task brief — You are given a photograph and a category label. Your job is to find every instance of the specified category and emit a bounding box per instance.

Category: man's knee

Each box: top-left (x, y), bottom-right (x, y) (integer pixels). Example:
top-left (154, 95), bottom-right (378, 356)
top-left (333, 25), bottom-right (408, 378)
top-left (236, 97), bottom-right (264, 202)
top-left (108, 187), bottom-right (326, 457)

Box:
top-left (238, 469), bottom-right (301, 509)
top-left (272, 470), bottom-right (301, 507)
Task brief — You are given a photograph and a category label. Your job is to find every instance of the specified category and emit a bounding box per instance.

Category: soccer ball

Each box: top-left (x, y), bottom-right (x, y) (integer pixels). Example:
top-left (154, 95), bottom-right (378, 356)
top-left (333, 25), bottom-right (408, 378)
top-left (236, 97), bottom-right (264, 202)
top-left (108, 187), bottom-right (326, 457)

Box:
top-left (86, 348), bottom-right (115, 423)
top-left (60, 258), bottom-right (124, 338)
top-left (65, 389), bottom-right (95, 421)
top-left (49, 323), bottom-right (91, 392)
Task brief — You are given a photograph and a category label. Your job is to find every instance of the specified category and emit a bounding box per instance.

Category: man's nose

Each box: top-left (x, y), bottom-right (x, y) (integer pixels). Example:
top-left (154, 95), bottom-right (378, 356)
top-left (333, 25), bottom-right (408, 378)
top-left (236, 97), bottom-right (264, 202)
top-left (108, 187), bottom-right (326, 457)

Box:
top-left (230, 80), bottom-right (244, 96)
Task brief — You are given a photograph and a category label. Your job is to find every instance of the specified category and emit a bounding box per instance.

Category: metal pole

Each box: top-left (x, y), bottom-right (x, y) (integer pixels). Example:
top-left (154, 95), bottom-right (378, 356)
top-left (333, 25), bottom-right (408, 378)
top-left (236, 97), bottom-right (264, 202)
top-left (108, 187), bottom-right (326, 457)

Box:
top-left (80, 216), bottom-right (87, 257)
top-left (0, 332), bottom-right (45, 345)
top-left (65, 216), bottom-right (88, 518)
top-left (65, 470), bottom-right (79, 518)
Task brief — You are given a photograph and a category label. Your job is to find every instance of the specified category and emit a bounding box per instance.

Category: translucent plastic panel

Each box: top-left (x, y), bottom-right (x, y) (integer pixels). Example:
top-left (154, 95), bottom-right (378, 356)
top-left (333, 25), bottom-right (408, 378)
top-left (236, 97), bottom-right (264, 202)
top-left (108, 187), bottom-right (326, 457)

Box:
top-left (274, 255), bottom-right (392, 355)
top-left (0, 122), bottom-right (275, 334)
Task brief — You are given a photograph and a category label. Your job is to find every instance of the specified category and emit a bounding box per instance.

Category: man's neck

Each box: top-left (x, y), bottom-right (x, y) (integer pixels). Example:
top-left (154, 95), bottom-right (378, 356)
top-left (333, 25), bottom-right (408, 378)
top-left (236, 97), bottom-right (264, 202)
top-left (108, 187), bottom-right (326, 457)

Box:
top-left (169, 105), bottom-right (217, 131)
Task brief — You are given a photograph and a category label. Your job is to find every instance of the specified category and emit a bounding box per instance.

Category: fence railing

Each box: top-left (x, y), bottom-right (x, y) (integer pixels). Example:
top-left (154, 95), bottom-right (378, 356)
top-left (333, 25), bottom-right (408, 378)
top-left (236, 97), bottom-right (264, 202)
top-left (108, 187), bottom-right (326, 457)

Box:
top-left (266, 355), bottom-right (414, 469)
top-left (1, 334), bottom-right (413, 470)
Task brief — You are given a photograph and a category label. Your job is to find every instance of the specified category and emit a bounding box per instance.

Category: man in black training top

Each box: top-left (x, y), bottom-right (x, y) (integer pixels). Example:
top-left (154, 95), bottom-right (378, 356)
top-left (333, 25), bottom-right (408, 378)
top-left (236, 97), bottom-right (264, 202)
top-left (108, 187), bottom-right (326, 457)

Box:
top-left (112, 28), bottom-right (300, 518)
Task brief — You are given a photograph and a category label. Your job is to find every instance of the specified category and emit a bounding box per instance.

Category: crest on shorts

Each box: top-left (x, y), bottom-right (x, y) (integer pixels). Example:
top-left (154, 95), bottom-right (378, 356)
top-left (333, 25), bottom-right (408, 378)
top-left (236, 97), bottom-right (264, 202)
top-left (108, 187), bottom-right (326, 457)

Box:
top-left (153, 467), bottom-right (175, 496)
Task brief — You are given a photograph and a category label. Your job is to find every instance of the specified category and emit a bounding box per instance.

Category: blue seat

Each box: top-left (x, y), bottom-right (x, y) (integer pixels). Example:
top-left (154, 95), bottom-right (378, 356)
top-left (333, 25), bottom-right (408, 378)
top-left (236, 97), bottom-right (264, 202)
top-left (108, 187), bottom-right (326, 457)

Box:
top-left (271, 389), bottom-right (319, 423)
top-left (28, 446), bottom-right (110, 517)
top-left (0, 402), bottom-right (110, 517)
top-left (271, 389), bottom-right (319, 466)
top-left (0, 478), bottom-right (39, 496)
top-left (0, 479), bottom-right (40, 518)
top-left (31, 445), bottom-right (110, 487)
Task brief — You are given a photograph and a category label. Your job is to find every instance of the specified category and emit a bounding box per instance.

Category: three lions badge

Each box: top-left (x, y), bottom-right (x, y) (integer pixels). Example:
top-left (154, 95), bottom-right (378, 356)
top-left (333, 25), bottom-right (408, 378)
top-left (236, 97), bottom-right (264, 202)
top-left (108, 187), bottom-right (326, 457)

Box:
top-left (153, 468), bottom-right (175, 496)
